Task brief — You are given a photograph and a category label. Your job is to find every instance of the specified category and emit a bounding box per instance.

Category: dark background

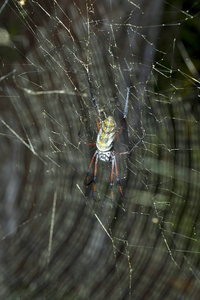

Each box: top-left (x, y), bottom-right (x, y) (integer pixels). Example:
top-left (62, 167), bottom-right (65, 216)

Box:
top-left (0, 0), bottom-right (200, 299)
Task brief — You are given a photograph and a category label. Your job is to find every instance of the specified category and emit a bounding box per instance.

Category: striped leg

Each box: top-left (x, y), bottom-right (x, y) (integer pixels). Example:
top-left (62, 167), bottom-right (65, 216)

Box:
top-left (110, 156), bottom-right (115, 200)
top-left (84, 151), bottom-right (97, 185)
top-left (93, 153), bottom-right (99, 198)
top-left (114, 156), bottom-right (123, 196)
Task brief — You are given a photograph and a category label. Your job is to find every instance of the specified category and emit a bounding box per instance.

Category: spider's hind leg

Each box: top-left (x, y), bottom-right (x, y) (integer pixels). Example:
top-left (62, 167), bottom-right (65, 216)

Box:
top-left (84, 151), bottom-right (97, 185)
top-left (110, 155), bottom-right (123, 201)
top-left (114, 156), bottom-right (123, 197)
top-left (92, 153), bottom-right (99, 200)
top-left (84, 151), bottom-right (101, 201)
top-left (110, 156), bottom-right (115, 201)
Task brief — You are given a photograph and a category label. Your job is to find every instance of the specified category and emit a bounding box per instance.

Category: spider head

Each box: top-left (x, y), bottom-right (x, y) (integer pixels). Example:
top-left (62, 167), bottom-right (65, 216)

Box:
top-left (96, 116), bottom-right (117, 152)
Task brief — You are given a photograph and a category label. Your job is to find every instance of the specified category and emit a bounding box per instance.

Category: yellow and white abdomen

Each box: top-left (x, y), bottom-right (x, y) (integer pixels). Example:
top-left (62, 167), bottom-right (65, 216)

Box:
top-left (96, 116), bottom-right (117, 153)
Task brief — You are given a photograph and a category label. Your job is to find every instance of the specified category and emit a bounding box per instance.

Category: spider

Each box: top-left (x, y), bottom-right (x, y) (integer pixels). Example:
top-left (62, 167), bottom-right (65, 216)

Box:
top-left (79, 67), bottom-right (144, 200)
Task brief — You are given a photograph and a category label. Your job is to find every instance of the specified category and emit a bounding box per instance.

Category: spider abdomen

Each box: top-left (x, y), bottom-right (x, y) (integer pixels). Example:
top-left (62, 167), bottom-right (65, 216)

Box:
top-left (96, 116), bottom-right (117, 152)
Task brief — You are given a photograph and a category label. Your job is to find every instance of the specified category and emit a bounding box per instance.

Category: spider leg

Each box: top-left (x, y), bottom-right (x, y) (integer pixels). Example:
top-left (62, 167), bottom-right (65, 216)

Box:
top-left (110, 156), bottom-right (123, 200)
top-left (93, 153), bottom-right (99, 198)
top-left (110, 156), bottom-right (115, 200)
top-left (114, 156), bottom-right (123, 196)
top-left (114, 87), bottom-right (130, 142)
top-left (84, 151), bottom-right (98, 185)
top-left (78, 133), bottom-right (96, 146)
top-left (84, 66), bottom-right (100, 131)
top-left (123, 87), bottom-right (130, 119)
top-left (114, 135), bottom-right (144, 155)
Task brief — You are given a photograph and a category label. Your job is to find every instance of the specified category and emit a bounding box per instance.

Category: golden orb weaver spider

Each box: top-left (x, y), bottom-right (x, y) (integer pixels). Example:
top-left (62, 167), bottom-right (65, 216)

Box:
top-left (79, 67), bottom-right (144, 200)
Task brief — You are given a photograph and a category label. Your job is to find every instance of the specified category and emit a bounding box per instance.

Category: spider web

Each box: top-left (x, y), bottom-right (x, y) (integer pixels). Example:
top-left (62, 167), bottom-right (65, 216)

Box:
top-left (0, 0), bottom-right (200, 299)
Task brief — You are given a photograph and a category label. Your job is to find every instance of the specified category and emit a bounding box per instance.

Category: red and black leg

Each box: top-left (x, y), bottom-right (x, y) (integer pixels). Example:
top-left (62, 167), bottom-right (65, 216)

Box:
top-left (84, 151), bottom-right (97, 185)
top-left (110, 156), bottom-right (123, 200)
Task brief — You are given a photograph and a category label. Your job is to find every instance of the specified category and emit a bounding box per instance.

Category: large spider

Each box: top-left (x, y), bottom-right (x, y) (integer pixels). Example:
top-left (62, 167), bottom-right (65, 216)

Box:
top-left (79, 68), bottom-right (144, 200)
